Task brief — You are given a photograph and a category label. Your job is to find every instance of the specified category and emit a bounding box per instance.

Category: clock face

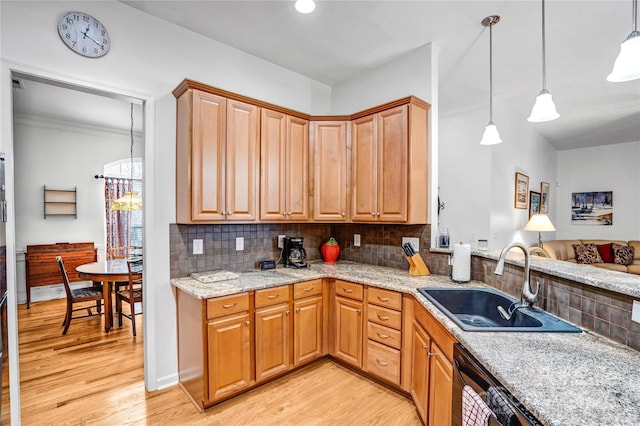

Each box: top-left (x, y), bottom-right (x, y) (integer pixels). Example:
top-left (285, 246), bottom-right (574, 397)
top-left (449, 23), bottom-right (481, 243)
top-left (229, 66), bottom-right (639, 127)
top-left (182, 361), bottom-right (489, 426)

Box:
top-left (57, 11), bottom-right (110, 58)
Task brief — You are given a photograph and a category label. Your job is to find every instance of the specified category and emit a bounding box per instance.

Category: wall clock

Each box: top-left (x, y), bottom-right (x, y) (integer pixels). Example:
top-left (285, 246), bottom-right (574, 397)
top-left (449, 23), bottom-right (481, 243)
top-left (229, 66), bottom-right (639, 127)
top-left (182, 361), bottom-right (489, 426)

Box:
top-left (57, 11), bottom-right (110, 58)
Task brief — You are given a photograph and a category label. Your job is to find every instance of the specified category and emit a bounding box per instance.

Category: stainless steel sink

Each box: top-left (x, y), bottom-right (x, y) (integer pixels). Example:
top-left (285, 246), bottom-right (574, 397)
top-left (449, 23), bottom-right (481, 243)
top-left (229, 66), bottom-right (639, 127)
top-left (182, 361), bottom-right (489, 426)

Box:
top-left (418, 287), bottom-right (582, 332)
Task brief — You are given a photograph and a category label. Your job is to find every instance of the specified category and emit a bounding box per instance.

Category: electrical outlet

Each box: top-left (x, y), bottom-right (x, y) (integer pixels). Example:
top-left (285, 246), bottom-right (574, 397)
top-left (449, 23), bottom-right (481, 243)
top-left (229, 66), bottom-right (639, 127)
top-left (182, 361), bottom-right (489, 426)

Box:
top-left (632, 300), bottom-right (640, 323)
top-left (402, 237), bottom-right (419, 252)
top-left (278, 235), bottom-right (286, 249)
top-left (354, 234), bottom-right (361, 247)
top-left (193, 239), bottom-right (203, 255)
top-left (236, 237), bottom-right (244, 251)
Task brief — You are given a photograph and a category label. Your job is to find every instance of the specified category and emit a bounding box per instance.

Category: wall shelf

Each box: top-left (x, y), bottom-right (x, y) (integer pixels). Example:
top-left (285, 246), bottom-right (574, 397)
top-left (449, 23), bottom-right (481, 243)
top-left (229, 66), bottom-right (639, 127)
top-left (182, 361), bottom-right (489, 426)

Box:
top-left (44, 185), bottom-right (77, 218)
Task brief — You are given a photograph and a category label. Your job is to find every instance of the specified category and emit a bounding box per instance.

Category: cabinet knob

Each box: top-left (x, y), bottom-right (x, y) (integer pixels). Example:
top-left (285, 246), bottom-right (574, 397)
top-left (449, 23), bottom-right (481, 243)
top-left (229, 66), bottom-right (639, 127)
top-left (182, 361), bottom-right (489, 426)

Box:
top-left (286, 311), bottom-right (291, 316)
top-left (227, 211), bottom-right (233, 216)
top-left (221, 211), bottom-right (226, 215)
top-left (376, 212), bottom-right (381, 216)
top-left (341, 212), bottom-right (346, 217)
top-left (287, 212), bottom-right (292, 216)
top-left (245, 321), bottom-right (251, 326)
top-left (356, 309), bottom-right (361, 314)
top-left (371, 212), bottom-right (376, 216)
top-left (296, 308), bottom-right (301, 313)
top-left (421, 344), bottom-right (428, 350)
top-left (282, 212), bottom-right (287, 216)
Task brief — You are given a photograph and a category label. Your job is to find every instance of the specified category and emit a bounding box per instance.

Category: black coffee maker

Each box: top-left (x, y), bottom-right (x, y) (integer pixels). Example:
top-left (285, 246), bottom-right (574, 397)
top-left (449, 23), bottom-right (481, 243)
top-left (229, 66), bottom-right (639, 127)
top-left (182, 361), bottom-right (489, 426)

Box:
top-left (283, 237), bottom-right (308, 268)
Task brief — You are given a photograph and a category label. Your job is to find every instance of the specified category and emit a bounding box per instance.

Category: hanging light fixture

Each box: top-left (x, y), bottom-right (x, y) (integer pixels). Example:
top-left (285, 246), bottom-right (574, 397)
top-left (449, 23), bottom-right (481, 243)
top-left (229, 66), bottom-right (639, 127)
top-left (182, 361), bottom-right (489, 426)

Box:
top-left (295, 0), bottom-right (316, 14)
top-left (528, 0), bottom-right (560, 122)
top-left (607, 0), bottom-right (640, 82)
top-left (480, 15), bottom-right (502, 146)
top-left (111, 103), bottom-right (142, 211)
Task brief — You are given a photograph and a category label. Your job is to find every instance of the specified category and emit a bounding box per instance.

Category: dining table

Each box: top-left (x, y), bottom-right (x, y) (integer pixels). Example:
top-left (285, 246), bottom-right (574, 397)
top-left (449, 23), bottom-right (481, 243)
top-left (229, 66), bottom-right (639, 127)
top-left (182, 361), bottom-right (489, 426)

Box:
top-left (76, 259), bottom-right (141, 332)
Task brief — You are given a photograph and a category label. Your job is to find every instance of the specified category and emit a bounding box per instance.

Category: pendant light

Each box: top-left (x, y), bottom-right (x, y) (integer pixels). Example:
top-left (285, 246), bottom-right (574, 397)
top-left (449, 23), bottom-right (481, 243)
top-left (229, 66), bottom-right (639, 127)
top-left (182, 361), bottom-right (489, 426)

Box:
top-left (528, 0), bottom-right (560, 122)
top-left (111, 103), bottom-right (142, 211)
top-left (480, 15), bottom-right (502, 146)
top-left (295, 0), bottom-right (316, 14)
top-left (607, 0), bottom-right (640, 82)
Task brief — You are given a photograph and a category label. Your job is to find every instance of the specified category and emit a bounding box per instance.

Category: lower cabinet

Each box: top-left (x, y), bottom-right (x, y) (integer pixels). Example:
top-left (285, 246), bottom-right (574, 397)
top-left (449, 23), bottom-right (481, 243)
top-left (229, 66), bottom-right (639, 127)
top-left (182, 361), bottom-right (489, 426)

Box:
top-left (255, 302), bottom-right (291, 382)
top-left (333, 294), bottom-right (363, 368)
top-left (294, 295), bottom-right (323, 366)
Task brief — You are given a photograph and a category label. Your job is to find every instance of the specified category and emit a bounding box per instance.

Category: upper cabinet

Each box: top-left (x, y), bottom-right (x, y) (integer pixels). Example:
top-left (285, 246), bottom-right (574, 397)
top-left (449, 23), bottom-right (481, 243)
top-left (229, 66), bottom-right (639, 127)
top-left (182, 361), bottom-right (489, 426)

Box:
top-left (174, 79), bottom-right (430, 225)
top-left (352, 100), bottom-right (429, 224)
top-left (260, 109), bottom-right (309, 221)
top-left (175, 87), bottom-right (259, 223)
top-left (311, 121), bottom-right (349, 222)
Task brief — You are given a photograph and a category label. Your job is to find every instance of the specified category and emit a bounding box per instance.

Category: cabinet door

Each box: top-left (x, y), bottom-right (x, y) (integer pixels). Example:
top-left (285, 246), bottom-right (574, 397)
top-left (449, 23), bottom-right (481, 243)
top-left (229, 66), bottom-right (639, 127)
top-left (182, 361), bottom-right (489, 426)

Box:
top-left (313, 121), bottom-right (349, 221)
top-left (294, 295), bottom-right (323, 366)
top-left (427, 342), bottom-right (453, 426)
top-left (260, 108), bottom-right (287, 220)
top-left (207, 312), bottom-right (251, 402)
top-left (286, 116), bottom-right (309, 221)
top-left (191, 90), bottom-right (226, 221)
top-left (377, 105), bottom-right (408, 222)
top-left (226, 99), bottom-right (259, 221)
top-left (255, 303), bottom-right (291, 382)
top-left (411, 319), bottom-right (430, 423)
top-left (351, 114), bottom-right (378, 221)
top-left (334, 296), bottom-right (363, 368)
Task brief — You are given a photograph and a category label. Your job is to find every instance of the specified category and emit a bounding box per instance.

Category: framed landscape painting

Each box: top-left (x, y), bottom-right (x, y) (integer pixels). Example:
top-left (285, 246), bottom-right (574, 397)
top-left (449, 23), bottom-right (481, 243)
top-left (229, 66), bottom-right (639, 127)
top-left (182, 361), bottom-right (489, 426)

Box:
top-left (515, 172), bottom-right (529, 209)
top-left (571, 191), bottom-right (613, 225)
top-left (529, 191), bottom-right (541, 218)
top-left (540, 182), bottom-right (550, 213)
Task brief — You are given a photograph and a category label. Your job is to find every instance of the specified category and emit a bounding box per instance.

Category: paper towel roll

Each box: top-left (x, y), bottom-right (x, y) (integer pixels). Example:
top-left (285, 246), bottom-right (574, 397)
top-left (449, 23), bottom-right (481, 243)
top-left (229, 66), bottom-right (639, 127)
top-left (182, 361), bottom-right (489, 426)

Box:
top-left (452, 243), bottom-right (471, 283)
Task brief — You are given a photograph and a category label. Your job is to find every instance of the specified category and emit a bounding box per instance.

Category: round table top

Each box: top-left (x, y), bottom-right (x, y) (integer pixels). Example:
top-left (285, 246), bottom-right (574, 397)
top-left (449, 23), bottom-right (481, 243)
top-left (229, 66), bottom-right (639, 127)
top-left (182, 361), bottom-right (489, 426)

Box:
top-left (76, 259), bottom-right (130, 275)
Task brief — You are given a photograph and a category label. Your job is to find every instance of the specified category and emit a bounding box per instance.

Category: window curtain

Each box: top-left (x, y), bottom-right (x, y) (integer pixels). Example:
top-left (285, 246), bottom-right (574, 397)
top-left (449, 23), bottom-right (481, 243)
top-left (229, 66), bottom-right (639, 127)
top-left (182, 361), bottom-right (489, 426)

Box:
top-left (105, 178), bottom-right (132, 256)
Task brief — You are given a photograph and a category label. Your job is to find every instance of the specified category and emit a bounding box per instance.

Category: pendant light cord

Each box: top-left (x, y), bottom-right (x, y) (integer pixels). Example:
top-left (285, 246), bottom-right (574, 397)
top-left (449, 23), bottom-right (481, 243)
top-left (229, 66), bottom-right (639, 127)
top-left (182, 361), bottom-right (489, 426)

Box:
top-left (541, 0), bottom-right (547, 91)
top-left (129, 103), bottom-right (134, 186)
top-left (489, 22), bottom-right (494, 121)
top-left (633, 0), bottom-right (638, 32)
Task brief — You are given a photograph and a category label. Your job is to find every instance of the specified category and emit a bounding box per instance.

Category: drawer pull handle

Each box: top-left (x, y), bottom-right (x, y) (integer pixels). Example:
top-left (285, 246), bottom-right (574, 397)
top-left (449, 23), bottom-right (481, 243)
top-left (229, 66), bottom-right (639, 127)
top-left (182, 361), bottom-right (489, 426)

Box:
top-left (376, 332), bottom-right (389, 339)
top-left (376, 359), bottom-right (389, 367)
top-left (222, 303), bottom-right (237, 308)
top-left (377, 314), bottom-right (390, 321)
top-left (267, 294), bottom-right (279, 299)
top-left (343, 288), bottom-right (353, 293)
top-left (303, 287), bottom-right (314, 291)
top-left (377, 296), bottom-right (390, 302)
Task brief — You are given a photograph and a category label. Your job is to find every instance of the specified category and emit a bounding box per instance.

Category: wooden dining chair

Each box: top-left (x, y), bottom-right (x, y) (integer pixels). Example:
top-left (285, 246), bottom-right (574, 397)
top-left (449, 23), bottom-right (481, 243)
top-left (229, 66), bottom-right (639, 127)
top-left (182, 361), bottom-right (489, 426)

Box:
top-left (115, 257), bottom-right (143, 336)
top-left (56, 256), bottom-right (104, 335)
top-left (108, 246), bottom-right (129, 260)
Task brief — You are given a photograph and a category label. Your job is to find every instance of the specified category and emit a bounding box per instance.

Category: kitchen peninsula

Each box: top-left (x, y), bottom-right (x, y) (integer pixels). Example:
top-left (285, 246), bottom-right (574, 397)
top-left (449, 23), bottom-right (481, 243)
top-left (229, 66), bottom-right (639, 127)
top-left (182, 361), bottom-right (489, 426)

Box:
top-left (172, 261), bottom-right (640, 426)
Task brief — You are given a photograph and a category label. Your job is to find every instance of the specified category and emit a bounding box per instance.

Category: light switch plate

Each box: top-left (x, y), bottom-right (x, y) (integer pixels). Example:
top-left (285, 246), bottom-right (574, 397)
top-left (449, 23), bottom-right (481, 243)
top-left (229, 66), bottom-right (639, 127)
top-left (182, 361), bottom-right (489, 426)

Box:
top-left (632, 300), bottom-right (640, 323)
top-left (402, 237), bottom-right (419, 252)
top-left (193, 239), bottom-right (203, 255)
top-left (236, 237), bottom-right (244, 251)
top-left (354, 234), bottom-right (361, 247)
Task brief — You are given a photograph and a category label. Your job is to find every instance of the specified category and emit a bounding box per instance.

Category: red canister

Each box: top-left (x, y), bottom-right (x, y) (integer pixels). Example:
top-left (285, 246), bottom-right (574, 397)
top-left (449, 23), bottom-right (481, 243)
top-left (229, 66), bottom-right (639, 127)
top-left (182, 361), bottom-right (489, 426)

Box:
top-left (321, 237), bottom-right (340, 263)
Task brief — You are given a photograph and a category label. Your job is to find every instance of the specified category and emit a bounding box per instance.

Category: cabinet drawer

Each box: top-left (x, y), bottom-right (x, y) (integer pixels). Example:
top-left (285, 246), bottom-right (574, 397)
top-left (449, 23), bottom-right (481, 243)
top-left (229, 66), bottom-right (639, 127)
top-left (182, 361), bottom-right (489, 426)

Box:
top-left (293, 279), bottom-right (323, 299)
top-left (255, 285), bottom-right (290, 308)
top-left (335, 281), bottom-right (363, 301)
top-left (367, 305), bottom-right (402, 330)
top-left (367, 322), bottom-right (402, 349)
top-left (207, 293), bottom-right (250, 319)
top-left (367, 287), bottom-right (402, 311)
top-left (366, 339), bottom-right (401, 385)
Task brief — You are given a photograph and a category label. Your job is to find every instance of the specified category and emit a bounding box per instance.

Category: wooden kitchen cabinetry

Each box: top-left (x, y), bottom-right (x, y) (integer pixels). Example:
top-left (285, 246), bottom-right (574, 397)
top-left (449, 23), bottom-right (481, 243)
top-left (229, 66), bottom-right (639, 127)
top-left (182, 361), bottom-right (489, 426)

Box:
top-left (175, 87), bottom-right (259, 223)
top-left (351, 99), bottom-right (430, 224)
top-left (407, 297), bottom-right (455, 425)
top-left (260, 108), bottom-right (309, 221)
top-left (255, 286), bottom-right (291, 382)
top-left (293, 280), bottom-right (324, 366)
top-left (311, 121), bottom-right (349, 222)
top-left (332, 280), bottom-right (364, 368)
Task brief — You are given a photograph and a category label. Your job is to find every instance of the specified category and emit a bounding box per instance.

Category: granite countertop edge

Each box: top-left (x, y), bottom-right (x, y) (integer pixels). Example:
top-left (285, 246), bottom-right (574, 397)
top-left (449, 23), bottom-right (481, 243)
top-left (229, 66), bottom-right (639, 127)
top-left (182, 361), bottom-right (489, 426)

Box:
top-left (170, 261), bottom-right (640, 426)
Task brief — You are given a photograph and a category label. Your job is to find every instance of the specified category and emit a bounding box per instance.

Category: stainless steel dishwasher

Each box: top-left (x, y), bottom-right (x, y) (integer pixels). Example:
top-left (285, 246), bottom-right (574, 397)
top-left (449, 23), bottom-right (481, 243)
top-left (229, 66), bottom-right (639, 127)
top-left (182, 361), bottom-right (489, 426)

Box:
top-left (452, 343), bottom-right (542, 426)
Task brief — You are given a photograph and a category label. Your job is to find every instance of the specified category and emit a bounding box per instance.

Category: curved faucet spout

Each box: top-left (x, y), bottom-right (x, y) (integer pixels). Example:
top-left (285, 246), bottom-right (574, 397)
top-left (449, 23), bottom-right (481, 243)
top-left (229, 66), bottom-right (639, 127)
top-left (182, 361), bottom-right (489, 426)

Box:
top-left (494, 242), bottom-right (539, 306)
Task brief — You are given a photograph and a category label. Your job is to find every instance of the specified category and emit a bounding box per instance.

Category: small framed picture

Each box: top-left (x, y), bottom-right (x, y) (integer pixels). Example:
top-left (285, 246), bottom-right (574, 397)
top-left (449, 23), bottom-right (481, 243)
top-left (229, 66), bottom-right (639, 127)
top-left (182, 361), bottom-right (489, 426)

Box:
top-left (529, 191), bottom-right (541, 218)
top-left (540, 182), bottom-right (550, 213)
top-left (515, 172), bottom-right (529, 209)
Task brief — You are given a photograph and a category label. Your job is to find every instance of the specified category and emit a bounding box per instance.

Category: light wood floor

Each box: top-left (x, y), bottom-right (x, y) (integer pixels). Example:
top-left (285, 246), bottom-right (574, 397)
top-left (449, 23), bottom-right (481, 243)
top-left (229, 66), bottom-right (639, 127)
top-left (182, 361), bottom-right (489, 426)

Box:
top-left (6, 298), bottom-right (422, 425)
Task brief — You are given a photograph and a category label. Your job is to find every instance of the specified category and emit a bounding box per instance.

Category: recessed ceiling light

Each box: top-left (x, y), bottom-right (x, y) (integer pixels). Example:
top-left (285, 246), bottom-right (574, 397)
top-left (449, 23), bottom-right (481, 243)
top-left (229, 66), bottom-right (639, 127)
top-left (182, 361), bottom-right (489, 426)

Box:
top-left (295, 0), bottom-right (316, 14)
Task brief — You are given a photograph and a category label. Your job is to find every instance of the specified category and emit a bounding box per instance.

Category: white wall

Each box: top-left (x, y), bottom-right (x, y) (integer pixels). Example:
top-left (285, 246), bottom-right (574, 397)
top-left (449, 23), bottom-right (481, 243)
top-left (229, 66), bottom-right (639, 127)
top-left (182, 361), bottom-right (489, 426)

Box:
top-left (1, 0), bottom-right (332, 400)
top-left (556, 141), bottom-right (640, 240)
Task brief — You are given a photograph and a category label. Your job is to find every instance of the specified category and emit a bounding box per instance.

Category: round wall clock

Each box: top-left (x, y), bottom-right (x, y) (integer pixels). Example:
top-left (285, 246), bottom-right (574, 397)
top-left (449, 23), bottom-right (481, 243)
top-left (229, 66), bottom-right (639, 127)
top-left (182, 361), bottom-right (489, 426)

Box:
top-left (57, 11), bottom-right (110, 58)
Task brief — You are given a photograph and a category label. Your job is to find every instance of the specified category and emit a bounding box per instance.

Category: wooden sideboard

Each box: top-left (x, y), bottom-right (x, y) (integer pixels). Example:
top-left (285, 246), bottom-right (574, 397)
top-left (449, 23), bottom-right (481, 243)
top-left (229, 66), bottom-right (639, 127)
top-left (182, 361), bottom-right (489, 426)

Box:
top-left (25, 242), bottom-right (97, 309)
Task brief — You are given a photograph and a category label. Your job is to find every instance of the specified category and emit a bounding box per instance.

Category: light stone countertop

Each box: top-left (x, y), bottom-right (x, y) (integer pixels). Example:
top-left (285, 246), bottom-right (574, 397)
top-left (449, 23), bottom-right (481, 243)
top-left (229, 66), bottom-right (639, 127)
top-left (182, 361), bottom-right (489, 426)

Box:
top-left (171, 261), bottom-right (640, 426)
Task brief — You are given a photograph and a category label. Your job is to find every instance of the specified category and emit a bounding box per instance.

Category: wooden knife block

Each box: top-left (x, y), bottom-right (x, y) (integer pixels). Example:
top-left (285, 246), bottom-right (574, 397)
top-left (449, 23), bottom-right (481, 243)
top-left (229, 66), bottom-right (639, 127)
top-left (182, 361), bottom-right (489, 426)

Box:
top-left (406, 253), bottom-right (430, 276)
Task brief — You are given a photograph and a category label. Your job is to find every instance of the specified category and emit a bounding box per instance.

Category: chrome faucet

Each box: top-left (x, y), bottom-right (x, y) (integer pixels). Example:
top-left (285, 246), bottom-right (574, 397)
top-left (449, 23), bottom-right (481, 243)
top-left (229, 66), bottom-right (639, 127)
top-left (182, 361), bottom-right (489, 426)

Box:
top-left (494, 242), bottom-right (540, 319)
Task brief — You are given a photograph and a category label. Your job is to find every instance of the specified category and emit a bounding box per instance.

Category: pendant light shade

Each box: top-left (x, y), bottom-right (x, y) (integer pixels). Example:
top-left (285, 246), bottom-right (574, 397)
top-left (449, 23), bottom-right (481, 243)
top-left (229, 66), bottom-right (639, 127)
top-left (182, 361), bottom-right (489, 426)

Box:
top-left (480, 15), bottom-right (502, 146)
top-left (607, 0), bottom-right (640, 82)
top-left (295, 0), bottom-right (316, 14)
top-left (111, 103), bottom-right (142, 211)
top-left (528, 0), bottom-right (559, 122)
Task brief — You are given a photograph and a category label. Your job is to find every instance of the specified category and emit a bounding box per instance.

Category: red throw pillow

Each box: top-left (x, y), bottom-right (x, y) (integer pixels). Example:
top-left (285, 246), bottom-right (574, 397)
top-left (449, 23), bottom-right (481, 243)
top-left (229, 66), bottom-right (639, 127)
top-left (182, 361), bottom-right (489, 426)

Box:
top-left (596, 243), bottom-right (614, 263)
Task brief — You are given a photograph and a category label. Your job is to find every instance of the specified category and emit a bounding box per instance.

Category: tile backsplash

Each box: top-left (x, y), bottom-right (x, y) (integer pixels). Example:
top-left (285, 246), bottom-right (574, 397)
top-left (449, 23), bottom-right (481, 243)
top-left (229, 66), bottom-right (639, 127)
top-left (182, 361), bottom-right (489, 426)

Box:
top-left (169, 223), bottom-right (431, 278)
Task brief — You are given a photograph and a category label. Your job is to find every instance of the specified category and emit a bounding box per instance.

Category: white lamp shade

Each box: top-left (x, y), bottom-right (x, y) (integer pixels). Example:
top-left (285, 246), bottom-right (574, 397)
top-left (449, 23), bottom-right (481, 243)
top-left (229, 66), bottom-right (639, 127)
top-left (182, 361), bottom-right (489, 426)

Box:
top-left (295, 0), bottom-right (316, 14)
top-left (480, 122), bottom-right (502, 145)
top-left (607, 32), bottom-right (640, 82)
top-left (524, 214), bottom-right (556, 232)
top-left (527, 91), bottom-right (560, 122)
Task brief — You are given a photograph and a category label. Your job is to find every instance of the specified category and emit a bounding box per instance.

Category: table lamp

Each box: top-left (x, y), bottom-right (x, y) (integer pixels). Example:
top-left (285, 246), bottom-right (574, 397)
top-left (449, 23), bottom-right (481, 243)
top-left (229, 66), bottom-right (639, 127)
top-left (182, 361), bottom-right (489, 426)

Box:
top-left (524, 214), bottom-right (556, 247)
